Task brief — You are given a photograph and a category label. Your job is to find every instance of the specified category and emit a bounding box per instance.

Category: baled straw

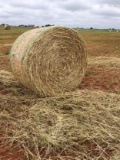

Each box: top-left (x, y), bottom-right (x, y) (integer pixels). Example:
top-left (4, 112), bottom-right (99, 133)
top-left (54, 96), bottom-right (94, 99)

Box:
top-left (10, 26), bottom-right (87, 97)
top-left (4, 24), bottom-right (11, 30)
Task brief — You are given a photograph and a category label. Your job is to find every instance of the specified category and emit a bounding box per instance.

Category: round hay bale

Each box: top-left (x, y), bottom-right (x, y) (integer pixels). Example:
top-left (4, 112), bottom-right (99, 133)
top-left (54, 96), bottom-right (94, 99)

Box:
top-left (4, 24), bottom-right (11, 30)
top-left (10, 26), bottom-right (87, 97)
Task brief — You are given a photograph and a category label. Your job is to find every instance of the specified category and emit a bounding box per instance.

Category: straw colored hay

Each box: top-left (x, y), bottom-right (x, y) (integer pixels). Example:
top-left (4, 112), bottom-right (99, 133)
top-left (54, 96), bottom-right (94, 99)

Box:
top-left (88, 56), bottom-right (120, 68)
top-left (4, 24), bottom-right (11, 30)
top-left (0, 70), bottom-right (18, 86)
top-left (0, 70), bottom-right (120, 159)
top-left (10, 26), bottom-right (87, 97)
top-left (0, 82), bottom-right (120, 159)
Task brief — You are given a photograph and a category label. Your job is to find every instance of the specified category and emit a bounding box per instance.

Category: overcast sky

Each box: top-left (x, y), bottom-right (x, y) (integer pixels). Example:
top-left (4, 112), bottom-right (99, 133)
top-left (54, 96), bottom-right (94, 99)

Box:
top-left (0, 0), bottom-right (120, 29)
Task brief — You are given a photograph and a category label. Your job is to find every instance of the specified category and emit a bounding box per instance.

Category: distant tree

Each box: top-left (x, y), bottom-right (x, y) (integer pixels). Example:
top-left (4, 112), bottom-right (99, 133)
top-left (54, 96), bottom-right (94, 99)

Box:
top-left (19, 25), bottom-right (25, 27)
top-left (28, 25), bottom-right (34, 27)
top-left (44, 24), bottom-right (54, 27)
top-left (90, 27), bottom-right (93, 29)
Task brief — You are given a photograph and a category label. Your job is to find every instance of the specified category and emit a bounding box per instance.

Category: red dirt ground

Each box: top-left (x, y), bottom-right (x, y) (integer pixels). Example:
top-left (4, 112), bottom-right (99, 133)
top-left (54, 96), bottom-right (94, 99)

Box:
top-left (79, 66), bottom-right (120, 94)
top-left (0, 138), bottom-right (113, 160)
top-left (0, 145), bottom-right (22, 160)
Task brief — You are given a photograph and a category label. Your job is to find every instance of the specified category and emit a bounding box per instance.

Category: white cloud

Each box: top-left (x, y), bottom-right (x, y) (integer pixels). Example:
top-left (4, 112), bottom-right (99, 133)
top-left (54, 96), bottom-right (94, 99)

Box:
top-left (0, 0), bottom-right (120, 29)
top-left (92, 3), bottom-right (120, 17)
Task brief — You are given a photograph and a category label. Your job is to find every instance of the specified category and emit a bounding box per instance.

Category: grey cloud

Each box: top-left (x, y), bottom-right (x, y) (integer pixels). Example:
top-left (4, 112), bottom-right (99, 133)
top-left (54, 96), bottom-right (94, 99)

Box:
top-left (92, 4), bottom-right (120, 17)
top-left (98, 0), bottom-right (120, 7)
top-left (11, 2), bottom-right (49, 10)
top-left (58, 0), bottom-right (90, 12)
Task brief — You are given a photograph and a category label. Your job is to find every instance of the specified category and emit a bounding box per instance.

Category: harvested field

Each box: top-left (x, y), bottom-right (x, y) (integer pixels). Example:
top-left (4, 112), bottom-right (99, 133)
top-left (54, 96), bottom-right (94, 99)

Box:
top-left (79, 57), bottom-right (120, 94)
top-left (0, 26), bottom-right (120, 160)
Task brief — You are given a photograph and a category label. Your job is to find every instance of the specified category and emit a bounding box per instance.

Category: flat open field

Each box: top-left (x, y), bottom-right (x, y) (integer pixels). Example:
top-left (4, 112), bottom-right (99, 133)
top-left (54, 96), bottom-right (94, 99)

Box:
top-left (0, 25), bottom-right (120, 160)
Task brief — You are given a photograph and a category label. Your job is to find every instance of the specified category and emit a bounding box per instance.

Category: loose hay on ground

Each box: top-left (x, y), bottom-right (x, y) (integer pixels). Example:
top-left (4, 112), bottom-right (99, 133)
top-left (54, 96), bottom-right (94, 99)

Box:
top-left (0, 70), bottom-right (18, 85)
top-left (0, 70), bottom-right (120, 160)
top-left (10, 26), bottom-right (87, 97)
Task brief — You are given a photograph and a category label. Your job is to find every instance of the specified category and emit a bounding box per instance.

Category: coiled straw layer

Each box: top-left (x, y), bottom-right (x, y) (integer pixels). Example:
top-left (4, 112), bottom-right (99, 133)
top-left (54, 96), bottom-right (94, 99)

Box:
top-left (10, 26), bottom-right (87, 97)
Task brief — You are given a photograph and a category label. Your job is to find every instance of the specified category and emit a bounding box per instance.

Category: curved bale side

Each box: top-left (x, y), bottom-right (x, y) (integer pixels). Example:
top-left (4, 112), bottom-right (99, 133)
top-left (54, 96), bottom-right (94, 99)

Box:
top-left (10, 26), bottom-right (87, 97)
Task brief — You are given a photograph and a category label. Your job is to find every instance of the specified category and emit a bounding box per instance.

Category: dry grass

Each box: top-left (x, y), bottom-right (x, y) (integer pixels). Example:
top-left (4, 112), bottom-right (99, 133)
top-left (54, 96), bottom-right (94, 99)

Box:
top-left (79, 29), bottom-right (120, 58)
top-left (10, 26), bottom-right (87, 97)
top-left (0, 70), bottom-right (120, 160)
top-left (88, 56), bottom-right (120, 68)
top-left (79, 56), bottom-right (120, 95)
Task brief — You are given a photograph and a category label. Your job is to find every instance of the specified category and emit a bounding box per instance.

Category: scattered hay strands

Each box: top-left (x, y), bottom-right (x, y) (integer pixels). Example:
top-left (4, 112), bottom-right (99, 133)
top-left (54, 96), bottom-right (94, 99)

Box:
top-left (0, 70), bottom-right (120, 160)
top-left (10, 26), bottom-right (87, 97)
top-left (0, 70), bottom-right (17, 85)
top-left (0, 70), bottom-right (35, 97)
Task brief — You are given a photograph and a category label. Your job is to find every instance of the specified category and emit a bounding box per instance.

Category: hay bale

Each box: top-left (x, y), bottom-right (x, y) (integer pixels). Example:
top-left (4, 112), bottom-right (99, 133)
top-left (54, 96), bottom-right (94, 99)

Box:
top-left (10, 26), bottom-right (87, 97)
top-left (4, 24), bottom-right (11, 30)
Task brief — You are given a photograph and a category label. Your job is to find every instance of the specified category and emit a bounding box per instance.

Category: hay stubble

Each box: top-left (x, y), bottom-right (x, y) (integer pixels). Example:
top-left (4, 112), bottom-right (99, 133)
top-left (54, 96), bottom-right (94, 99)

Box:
top-left (0, 72), bottom-right (120, 159)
